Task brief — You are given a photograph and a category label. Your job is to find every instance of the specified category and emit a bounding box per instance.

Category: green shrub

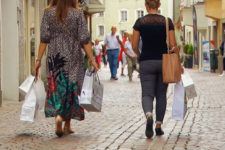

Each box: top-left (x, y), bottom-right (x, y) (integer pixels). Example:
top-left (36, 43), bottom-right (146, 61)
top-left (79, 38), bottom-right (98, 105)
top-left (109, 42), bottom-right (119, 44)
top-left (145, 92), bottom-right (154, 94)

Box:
top-left (187, 44), bottom-right (194, 55)
top-left (183, 44), bottom-right (189, 54)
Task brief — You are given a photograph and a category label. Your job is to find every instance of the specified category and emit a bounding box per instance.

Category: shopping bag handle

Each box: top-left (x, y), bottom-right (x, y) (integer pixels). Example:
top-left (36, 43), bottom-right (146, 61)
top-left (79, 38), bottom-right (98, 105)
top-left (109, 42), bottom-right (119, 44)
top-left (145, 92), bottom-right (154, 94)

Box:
top-left (86, 67), bottom-right (95, 77)
top-left (95, 73), bottom-right (101, 85)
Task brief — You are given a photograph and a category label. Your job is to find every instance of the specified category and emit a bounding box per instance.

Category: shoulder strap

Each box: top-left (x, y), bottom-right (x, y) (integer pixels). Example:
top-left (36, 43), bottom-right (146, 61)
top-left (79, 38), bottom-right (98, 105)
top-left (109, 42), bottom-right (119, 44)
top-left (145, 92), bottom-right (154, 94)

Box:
top-left (165, 18), bottom-right (170, 53)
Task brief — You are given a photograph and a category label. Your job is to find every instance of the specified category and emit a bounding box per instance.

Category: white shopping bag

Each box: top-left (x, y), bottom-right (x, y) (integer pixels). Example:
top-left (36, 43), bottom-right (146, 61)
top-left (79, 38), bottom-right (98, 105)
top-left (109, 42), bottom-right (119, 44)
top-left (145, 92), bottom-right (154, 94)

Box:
top-left (181, 71), bottom-right (197, 99)
top-left (19, 75), bottom-right (35, 95)
top-left (20, 84), bottom-right (38, 122)
top-left (80, 70), bottom-right (104, 112)
top-left (34, 77), bottom-right (46, 112)
top-left (172, 81), bottom-right (187, 121)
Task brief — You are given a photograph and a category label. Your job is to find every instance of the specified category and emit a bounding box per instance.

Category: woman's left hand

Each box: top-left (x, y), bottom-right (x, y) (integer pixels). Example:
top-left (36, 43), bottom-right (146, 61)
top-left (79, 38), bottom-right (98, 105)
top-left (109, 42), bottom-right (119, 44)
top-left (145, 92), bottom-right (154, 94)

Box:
top-left (33, 61), bottom-right (41, 76)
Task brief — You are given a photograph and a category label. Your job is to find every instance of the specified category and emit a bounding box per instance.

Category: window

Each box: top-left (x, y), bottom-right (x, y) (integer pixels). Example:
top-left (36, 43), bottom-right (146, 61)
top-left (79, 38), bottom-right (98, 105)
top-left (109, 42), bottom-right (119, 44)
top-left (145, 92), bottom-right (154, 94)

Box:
top-left (98, 25), bottom-right (104, 37)
top-left (137, 10), bottom-right (144, 18)
top-left (120, 10), bottom-right (128, 22)
top-left (158, 9), bottom-right (162, 15)
top-left (98, 12), bottom-right (104, 17)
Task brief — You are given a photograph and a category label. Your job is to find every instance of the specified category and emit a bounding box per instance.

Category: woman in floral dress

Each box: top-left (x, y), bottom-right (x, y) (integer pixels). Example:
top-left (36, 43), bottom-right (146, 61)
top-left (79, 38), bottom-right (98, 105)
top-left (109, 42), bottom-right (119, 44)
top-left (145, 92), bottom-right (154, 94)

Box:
top-left (34, 0), bottom-right (98, 137)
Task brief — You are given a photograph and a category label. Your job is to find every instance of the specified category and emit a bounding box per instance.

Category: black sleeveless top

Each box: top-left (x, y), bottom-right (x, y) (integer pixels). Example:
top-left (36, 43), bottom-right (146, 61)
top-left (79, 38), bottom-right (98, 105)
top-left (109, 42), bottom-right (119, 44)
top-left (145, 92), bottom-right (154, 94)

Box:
top-left (133, 14), bottom-right (174, 61)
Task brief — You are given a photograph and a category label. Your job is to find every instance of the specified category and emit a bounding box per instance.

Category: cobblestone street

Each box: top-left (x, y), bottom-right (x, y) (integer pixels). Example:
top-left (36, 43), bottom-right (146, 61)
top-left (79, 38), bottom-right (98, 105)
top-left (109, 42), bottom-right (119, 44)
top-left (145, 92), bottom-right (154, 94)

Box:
top-left (0, 67), bottom-right (225, 150)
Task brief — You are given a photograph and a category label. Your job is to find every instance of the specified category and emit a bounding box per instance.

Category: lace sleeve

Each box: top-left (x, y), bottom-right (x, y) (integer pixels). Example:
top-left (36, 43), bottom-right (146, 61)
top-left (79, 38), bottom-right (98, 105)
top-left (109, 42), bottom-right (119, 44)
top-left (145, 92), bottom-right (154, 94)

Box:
top-left (168, 18), bottom-right (174, 31)
top-left (77, 11), bottom-right (90, 45)
top-left (133, 18), bottom-right (141, 31)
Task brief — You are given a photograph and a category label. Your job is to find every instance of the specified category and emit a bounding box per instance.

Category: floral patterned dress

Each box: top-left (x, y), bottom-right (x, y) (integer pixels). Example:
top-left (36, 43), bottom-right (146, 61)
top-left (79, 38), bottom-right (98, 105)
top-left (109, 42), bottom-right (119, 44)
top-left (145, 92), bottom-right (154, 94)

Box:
top-left (40, 8), bottom-right (90, 121)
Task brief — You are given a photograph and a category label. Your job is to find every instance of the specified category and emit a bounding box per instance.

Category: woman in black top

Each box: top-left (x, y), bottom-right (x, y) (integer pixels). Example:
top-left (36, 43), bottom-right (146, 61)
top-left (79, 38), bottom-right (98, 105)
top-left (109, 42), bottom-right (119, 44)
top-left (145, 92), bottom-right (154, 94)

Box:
top-left (132, 0), bottom-right (180, 138)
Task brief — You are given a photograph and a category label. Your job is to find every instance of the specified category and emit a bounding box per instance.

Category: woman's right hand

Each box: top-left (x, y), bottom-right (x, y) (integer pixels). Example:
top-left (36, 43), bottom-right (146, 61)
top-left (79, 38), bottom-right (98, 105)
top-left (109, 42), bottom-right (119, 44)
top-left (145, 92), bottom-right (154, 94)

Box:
top-left (90, 60), bottom-right (99, 72)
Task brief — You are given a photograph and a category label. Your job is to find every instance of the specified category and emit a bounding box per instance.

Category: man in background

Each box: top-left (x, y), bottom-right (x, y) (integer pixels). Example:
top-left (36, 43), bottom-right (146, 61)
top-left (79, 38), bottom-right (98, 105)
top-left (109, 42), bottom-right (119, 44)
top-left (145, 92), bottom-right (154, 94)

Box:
top-left (104, 26), bottom-right (123, 80)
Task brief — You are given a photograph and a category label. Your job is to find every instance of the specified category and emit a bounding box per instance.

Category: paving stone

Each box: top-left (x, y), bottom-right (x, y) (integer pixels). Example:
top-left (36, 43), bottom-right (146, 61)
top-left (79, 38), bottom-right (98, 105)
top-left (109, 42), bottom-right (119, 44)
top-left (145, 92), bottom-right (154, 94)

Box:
top-left (0, 69), bottom-right (225, 150)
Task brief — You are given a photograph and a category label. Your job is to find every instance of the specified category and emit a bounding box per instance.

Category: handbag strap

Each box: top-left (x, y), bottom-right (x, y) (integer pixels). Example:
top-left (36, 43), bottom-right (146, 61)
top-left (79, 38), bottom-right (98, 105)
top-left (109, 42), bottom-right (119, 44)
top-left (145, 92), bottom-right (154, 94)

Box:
top-left (165, 17), bottom-right (170, 54)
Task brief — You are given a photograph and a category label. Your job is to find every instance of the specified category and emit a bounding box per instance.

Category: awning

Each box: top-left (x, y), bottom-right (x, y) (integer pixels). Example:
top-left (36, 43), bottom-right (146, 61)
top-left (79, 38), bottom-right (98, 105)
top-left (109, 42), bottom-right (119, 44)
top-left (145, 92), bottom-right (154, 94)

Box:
top-left (205, 0), bottom-right (225, 20)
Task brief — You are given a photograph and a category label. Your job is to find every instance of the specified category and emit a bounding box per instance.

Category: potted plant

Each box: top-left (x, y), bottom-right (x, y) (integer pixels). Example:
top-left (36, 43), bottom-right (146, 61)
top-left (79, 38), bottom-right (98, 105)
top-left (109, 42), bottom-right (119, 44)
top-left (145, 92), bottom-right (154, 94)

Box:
top-left (184, 44), bottom-right (194, 68)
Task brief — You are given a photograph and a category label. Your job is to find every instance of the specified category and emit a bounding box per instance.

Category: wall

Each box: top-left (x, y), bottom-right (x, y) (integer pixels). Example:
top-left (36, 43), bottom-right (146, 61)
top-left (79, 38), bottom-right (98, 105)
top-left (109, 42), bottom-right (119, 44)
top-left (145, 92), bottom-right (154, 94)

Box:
top-left (168, 0), bottom-right (174, 19)
top-left (18, 0), bottom-right (26, 100)
top-left (1, 0), bottom-right (19, 101)
top-left (0, 1), bottom-right (2, 106)
top-left (92, 0), bottom-right (169, 41)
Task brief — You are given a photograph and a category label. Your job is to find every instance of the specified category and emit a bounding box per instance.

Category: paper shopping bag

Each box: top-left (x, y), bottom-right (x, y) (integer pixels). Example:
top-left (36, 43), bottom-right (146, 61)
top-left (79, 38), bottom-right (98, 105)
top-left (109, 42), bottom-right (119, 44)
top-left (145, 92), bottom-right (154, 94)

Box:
top-left (19, 75), bottom-right (35, 95)
top-left (172, 81), bottom-right (187, 121)
top-left (80, 70), bottom-right (103, 112)
top-left (20, 84), bottom-right (38, 122)
top-left (34, 77), bottom-right (46, 112)
top-left (181, 71), bottom-right (197, 99)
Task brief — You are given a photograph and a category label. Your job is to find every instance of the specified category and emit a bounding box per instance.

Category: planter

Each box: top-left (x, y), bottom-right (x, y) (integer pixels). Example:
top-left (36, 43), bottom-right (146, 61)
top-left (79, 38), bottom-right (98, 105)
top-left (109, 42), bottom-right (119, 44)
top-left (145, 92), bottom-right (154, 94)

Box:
top-left (184, 55), bottom-right (193, 68)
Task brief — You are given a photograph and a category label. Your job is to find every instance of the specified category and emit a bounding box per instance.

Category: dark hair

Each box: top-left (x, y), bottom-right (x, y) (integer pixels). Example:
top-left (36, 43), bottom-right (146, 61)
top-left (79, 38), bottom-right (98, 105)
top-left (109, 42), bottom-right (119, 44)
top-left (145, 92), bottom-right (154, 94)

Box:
top-left (56, 0), bottom-right (76, 23)
top-left (145, 0), bottom-right (160, 9)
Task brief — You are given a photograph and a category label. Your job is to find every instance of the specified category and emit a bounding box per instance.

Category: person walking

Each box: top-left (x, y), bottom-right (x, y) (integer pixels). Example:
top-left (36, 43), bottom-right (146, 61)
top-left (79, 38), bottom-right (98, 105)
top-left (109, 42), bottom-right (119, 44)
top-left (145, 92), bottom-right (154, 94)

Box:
top-left (94, 40), bottom-right (102, 69)
top-left (34, 0), bottom-right (98, 137)
top-left (132, 0), bottom-right (180, 138)
top-left (104, 26), bottom-right (123, 80)
top-left (118, 32), bottom-right (128, 76)
top-left (124, 34), bottom-right (137, 81)
top-left (219, 40), bottom-right (225, 76)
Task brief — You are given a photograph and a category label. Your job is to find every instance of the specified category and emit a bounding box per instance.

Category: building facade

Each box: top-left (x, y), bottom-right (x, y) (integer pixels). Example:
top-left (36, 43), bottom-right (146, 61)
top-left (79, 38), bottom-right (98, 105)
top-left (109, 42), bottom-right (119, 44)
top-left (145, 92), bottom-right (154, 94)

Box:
top-left (91, 0), bottom-right (175, 41)
top-left (0, 0), bottom-right (105, 104)
top-left (180, 0), bottom-right (225, 71)
top-left (0, 1), bottom-right (2, 106)
top-left (205, 0), bottom-right (225, 48)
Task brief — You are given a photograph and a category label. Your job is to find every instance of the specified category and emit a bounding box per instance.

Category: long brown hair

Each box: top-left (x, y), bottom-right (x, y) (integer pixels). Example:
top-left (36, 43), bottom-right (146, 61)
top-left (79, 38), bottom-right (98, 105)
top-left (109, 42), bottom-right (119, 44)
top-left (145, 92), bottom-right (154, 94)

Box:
top-left (56, 0), bottom-right (76, 23)
top-left (45, 0), bottom-right (58, 10)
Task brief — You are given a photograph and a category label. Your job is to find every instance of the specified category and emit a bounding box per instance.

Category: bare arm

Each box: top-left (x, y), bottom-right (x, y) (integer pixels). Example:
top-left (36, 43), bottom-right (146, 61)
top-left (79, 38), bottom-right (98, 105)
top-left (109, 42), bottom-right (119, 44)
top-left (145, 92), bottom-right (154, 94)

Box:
top-left (34, 43), bottom-right (47, 75)
top-left (169, 30), bottom-right (179, 54)
top-left (169, 30), bottom-right (184, 73)
top-left (103, 44), bottom-right (107, 56)
top-left (116, 36), bottom-right (124, 50)
top-left (124, 48), bottom-right (134, 59)
top-left (37, 43), bottom-right (47, 60)
top-left (132, 30), bottom-right (140, 57)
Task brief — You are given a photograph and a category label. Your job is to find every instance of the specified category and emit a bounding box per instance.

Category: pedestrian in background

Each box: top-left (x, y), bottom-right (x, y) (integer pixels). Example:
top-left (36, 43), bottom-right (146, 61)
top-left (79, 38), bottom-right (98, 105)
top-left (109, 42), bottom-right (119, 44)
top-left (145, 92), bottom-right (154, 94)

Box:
top-left (124, 34), bottom-right (137, 81)
top-left (94, 39), bottom-right (102, 69)
top-left (132, 0), bottom-right (180, 138)
top-left (104, 26), bottom-right (123, 80)
top-left (102, 44), bottom-right (108, 67)
top-left (219, 40), bottom-right (225, 76)
top-left (34, 0), bottom-right (98, 137)
top-left (118, 32), bottom-right (128, 76)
